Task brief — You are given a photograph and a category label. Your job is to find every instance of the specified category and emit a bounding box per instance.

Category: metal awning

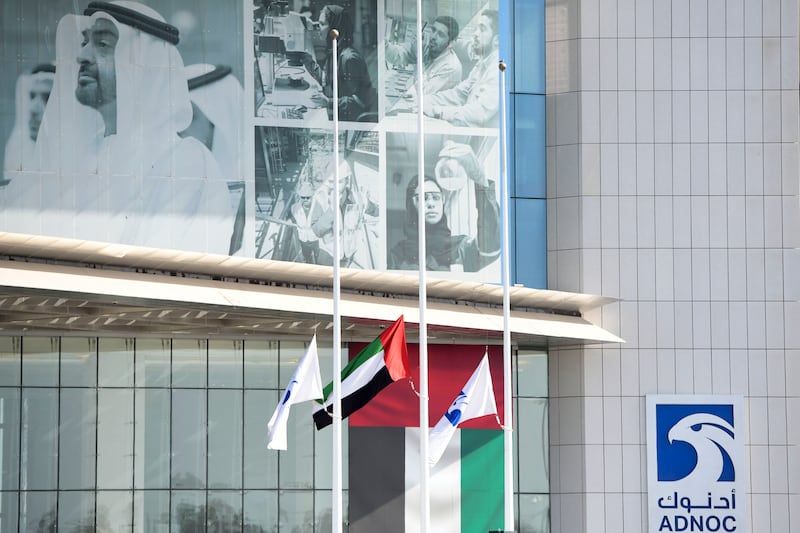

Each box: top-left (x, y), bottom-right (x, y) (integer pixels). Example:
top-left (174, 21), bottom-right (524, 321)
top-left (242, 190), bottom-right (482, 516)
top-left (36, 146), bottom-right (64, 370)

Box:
top-left (0, 233), bottom-right (623, 346)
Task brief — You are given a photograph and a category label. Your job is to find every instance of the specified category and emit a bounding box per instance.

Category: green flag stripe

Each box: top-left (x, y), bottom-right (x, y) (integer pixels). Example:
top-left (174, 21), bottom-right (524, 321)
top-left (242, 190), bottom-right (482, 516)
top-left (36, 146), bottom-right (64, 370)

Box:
top-left (461, 429), bottom-right (504, 533)
top-left (319, 337), bottom-right (384, 402)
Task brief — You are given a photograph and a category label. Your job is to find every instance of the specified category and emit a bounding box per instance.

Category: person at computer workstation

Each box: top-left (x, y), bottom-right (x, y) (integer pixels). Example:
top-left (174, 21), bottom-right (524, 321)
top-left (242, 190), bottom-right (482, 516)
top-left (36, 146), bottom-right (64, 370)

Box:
top-left (385, 15), bottom-right (462, 95)
top-left (305, 5), bottom-right (377, 122)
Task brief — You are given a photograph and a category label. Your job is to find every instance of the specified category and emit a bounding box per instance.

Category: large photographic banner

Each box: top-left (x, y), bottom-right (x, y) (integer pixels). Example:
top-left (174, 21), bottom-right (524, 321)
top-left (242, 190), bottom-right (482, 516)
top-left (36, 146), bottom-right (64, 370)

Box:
top-left (1, 0), bottom-right (501, 282)
top-left (0, 0), bottom-right (246, 255)
top-left (646, 395), bottom-right (748, 533)
top-left (253, 0), bottom-right (501, 281)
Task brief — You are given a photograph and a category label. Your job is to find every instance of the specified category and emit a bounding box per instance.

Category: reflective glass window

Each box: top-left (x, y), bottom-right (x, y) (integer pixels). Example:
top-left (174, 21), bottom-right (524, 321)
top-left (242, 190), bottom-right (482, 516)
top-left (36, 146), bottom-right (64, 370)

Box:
top-left (133, 490), bottom-right (170, 532)
top-left (278, 341), bottom-right (307, 384)
top-left (244, 340), bottom-right (279, 389)
top-left (0, 388), bottom-right (20, 491)
top-left (60, 336), bottom-right (97, 387)
top-left (172, 389), bottom-right (207, 488)
top-left (518, 493), bottom-right (550, 533)
top-left (209, 339), bottom-right (243, 388)
top-left (244, 389), bottom-right (278, 489)
top-left (135, 338), bottom-right (171, 387)
top-left (243, 490), bottom-right (278, 531)
top-left (279, 490), bottom-right (314, 532)
top-left (19, 490), bottom-right (56, 531)
top-left (0, 490), bottom-right (18, 531)
top-left (97, 388), bottom-right (134, 489)
top-left (517, 349), bottom-right (548, 397)
top-left (171, 490), bottom-right (206, 530)
top-left (208, 390), bottom-right (243, 489)
top-left (315, 489), bottom-right (341, 531)
top-left (59, 388), bottom-right (97, 489)
top-left (517, 397), bottom-right (549, 493)
top-left (314, 410), bottom-right (349, 491)
top-left (20, 388), bottom-right (58, 490)
top-left (279, 399), bottom-right (314, 489)
top-left (97, 490), bottom-right (133, 531)
top-left (134, 388), bottom-right (171, 489)
top-left (21, 337), bottom-right (59, 386)
top-left (207, 491), bottom-right (242, 530)
top-left (173, 339), bottom-right (207, 388)
top-left (98, 337), bottom-right (134, 387)
top-left (57, 490), bottom-right (95, 531)
top-left (0, 337), bottom-right (20, 386)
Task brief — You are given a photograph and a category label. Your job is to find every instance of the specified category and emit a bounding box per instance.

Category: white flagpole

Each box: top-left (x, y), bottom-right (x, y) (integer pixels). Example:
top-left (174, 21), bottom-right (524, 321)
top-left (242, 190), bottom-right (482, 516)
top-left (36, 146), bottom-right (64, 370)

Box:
top-left (498, 60), bottom-right (515, 532)
top-left (330, 28), bottom-right (343, 533)
top-left (414, 1), bottom-right (430, 531)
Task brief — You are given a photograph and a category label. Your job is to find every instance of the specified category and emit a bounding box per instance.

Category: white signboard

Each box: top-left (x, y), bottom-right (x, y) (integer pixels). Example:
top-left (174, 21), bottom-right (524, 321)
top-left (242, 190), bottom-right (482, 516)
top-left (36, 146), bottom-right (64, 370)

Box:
top-left (646, 395), bottom-right (747, 533)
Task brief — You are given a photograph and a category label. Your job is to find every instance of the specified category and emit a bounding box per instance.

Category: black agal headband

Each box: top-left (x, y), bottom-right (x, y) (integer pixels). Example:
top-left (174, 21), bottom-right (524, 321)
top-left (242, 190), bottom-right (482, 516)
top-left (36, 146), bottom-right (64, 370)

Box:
top-left (84, 1), bottom-right (180, 45)
top-left (187, 65), bottom-right (232, 91)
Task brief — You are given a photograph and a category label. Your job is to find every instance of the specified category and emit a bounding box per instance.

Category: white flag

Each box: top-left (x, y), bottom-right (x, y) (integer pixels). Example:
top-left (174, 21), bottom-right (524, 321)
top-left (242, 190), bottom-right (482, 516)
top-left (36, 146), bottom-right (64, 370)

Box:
top-left (267, 335), bottom-right (324, 450)
top-left (429, 353), bottom-right (498, 466)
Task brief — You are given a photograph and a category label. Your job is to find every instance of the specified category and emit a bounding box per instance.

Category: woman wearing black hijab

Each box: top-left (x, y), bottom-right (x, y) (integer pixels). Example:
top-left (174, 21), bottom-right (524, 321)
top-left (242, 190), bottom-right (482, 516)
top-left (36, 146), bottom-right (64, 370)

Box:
top-left (309, 4), bottom-right (377, 122)
top-left (388, 167), bottom-right (500, 272)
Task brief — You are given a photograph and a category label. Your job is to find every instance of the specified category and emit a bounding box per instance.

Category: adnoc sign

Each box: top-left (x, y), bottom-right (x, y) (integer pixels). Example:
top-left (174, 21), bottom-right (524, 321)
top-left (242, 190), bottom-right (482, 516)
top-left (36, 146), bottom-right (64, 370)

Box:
top-left (646, 395), bottom-right (747, 533)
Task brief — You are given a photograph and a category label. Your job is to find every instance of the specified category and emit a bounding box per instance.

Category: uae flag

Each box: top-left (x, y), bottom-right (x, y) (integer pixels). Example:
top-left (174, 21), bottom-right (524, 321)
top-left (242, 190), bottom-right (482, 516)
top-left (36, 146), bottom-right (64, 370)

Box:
top-left (313, 315), bottom-right (409, 429)
top-left (348, 345), bottom-right (505, 533)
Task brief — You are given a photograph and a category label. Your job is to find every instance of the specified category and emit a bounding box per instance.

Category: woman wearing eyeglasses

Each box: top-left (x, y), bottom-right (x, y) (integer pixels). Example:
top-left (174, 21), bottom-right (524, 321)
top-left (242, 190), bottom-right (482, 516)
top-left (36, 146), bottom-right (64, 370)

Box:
top-left (388, 142), bottom-right (500, 272)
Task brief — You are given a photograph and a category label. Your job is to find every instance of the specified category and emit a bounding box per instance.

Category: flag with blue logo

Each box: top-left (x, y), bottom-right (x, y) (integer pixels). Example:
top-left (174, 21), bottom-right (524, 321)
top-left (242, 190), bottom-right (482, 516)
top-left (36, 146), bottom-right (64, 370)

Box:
top-left (429, 353), bottom-right (498, 466)
top-left (267, 335), bottom-right (324, 450)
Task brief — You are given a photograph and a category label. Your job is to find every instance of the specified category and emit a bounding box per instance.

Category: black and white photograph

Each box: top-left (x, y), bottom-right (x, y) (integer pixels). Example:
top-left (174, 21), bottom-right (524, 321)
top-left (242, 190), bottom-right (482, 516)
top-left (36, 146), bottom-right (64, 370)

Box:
top-left (0, 0), bottom-right (505, 283)
top-left (254, 0), bottom-right (378, 123)
top-left (383, 0), bottom-right (499, 129)
top-left (386, 132), bottom-right (500, 275)
top-left (255, 126), bottom-right (382, 268)
top-left (0, 0), bottom-right (246, 255)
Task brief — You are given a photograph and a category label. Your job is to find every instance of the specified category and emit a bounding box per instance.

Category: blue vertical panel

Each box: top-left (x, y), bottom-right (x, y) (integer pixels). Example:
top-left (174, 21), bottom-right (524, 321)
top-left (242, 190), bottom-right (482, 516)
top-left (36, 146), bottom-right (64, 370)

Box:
top-left (510, 0), bottom-right (547, 289)
top-left (513, 94), bottom-right (546, 199)
top-left (514, 0), bottom-right (546, 94)
top-left (510, 196), bottom-right (518, 283)
top-left (501, 94), bottom-right (517, 284)
top-left (507, 90), bottom-right (516, 199)
top-left (514, 198), bottom-right (547, 288)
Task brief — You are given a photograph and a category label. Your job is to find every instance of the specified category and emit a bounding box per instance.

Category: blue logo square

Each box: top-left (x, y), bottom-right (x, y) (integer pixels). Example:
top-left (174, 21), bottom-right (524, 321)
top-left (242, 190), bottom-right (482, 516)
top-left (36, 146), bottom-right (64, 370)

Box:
top-left (655, 403), bottom-right (736, 482)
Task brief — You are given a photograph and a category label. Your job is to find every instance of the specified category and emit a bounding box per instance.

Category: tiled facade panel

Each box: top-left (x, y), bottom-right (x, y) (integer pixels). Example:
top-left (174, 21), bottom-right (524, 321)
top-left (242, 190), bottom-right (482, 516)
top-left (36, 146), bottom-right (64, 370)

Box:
top-left (545, 0), bottom-right (799, 531)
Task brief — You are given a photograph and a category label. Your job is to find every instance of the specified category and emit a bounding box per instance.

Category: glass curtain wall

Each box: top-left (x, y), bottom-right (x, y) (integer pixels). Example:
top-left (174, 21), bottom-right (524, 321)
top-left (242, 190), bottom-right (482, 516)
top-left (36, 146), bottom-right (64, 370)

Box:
top-left (0, 336), bottom-right (342, 532)
top-left (514, 349), bottom-right (550, 533)
top-left (0, 336), bottom-right (548, 532)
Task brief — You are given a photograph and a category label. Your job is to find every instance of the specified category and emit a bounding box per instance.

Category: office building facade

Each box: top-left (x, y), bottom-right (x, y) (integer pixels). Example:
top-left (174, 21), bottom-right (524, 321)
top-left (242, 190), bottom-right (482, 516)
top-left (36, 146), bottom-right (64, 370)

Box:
top-left (0, 0), bottom-right (796, 532)
top-left (544, 0), bottom-right (798, 532)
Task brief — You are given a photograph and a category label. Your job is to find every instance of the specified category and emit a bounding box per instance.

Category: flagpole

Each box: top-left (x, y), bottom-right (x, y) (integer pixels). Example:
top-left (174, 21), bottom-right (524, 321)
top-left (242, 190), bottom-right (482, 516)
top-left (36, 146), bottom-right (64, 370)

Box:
top-left (498, 60), bottom-right (515, 532)
top-left (414, 1), bottom-right (430, 531)
top-left (330, 28), bottom-right (343, 533)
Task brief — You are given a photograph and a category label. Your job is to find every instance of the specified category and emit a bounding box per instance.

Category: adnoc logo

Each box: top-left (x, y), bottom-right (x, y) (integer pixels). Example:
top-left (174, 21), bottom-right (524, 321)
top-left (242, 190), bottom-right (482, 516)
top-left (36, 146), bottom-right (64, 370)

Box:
top-left (655, 404), bottom-right (736, 483)
top-left (646, 395), bottom-right (747, 533)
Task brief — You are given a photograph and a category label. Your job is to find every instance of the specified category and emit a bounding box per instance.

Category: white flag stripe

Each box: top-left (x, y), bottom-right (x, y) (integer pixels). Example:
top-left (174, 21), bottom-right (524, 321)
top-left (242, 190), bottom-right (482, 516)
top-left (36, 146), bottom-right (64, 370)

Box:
top-left (267, 335), bottom-right (324, 450)
top-left (314, 346), bottom-right (387, 413)
top-left (428, 354), bottom-right (497, 466)
top-left (405, 427), bottom-right (462, 533)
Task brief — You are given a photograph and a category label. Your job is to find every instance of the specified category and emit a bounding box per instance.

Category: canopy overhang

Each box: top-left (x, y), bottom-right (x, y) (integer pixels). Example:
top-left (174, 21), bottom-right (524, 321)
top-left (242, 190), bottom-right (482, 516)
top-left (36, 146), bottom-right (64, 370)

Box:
top-left (0, 233), bottom-right (623, 346)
